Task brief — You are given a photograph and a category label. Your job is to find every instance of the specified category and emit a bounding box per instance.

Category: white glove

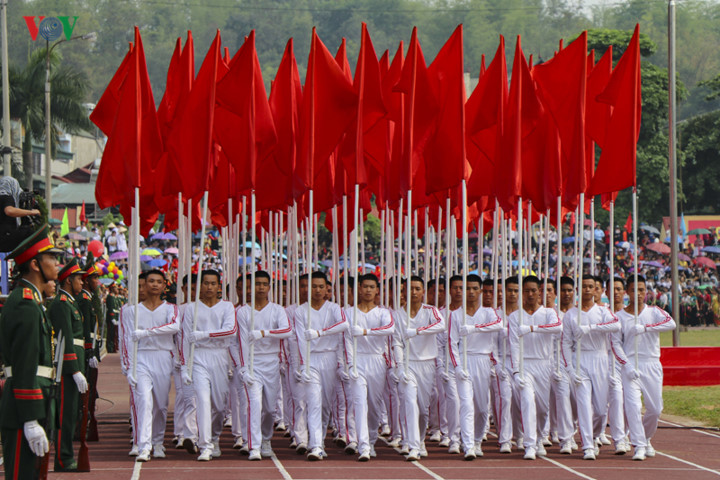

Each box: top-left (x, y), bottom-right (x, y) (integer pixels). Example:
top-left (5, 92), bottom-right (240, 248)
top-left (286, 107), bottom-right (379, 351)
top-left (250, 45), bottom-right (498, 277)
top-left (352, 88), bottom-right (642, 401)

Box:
top-left (439, 369), bottom-right (450, 382)
top-left (294, 369), bottom-right (312, 383)
top-left (279, 362), bottom-right (287, 375)
top-left (459, 325), bottom-right (475, 337)
top-left (568, 368), bottom-right (583, 386)
top-left (405, 328), bottom-right (418, 339)
top-left (131, 329), bottom-right (150, 342)
top-left (454, 365), bottom-right (470, 382)
top-left (552, 369), bottom-right (564, 383)
top-left (337, 366), bottom-right (350, 382)
top-left (398, 369), bottom-right (410, 384)
top-left (518, 325), bottom-right (532, 337)
top-left (126, 372), bottom-right (137, 388)
top-left (73, 371), bottom-right (88, 393)
top-left (181, 367), bottom-right (192, 385)
top-left (88, 356), bottom-right (99, 369)
top-left (189, 331), bottom-right (210, 343)
top-left (112, 319), bottom-right (119, 326)
top-left (304, 329), bottom-right (322, 341)
top-left (242, 369), bottom-right (256, 386)
top-left (623, 363), bottom-right (640, 380)
top-left (513, 372), bottom-right (527, 389)
top-left (249, 330), bottom-right (264, 343)
top-left (495, 364), bottom-right (508, 381)
top-left (389, 368), bottom-right (400, 384)
top-left (23, 420), bottom-right (49, 457)
top-left (348, 367), bottom-right (360, 380)
top-left (352, 325), bottom-right (366, 337)
top-left (632, 324), bottom-right (646, 335)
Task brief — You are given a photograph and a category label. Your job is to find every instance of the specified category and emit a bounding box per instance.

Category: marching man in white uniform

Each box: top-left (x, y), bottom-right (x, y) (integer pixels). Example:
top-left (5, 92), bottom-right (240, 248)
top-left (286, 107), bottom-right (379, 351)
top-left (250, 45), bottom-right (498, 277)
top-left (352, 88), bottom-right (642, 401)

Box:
top-left (449, 274), bottom-right (503, 459)
top-left (508, 275), bottom-right (562, 460)
top-left (181, 270), bottom-right (236, 461)
top-left (561, 277), bottom-right (620, 460)
top-left (236, 270), bottom-right (293, 460)
top-left (343, 273), bottom-right (395, 461)
top-left (121, 270), bottom-right (180, 462)
top-left (611, 275), bottom-right (676, 461)
top-left (392, 275), bottom-right (445, 461)
top-left (294, 271), bottom-right (348, 461)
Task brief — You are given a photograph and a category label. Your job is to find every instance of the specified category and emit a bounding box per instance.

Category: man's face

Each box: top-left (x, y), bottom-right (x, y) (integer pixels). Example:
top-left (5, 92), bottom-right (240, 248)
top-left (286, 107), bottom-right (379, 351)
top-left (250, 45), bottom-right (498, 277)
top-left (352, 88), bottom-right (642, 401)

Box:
top-left (145, 274), bottom-right (165, 297)
top-left (68, 274), bottom-right (83, 296)
top-left (522, 282), bottom-right (540, 309)
top-left (608, 281), bottom-right (625, 309)
top-left (581, 279), bottom-right (596, 303)
top-left (505, 283), bottom-right (519, 307)
top-left (466, 282), bottom-right (481, 304)
top-left (560, 283), bottom-right (574, 308)
top-left (235, 281), bottom-right (243, 302)
top-left (360, 280), bottom-right (378, 303)
top-left (594, 280), bottom-right (603, 303)
top-left (311, 278), bottom-right (326, 302)
top-left (410, 281), bottom-right (424, 305)
top-left (482, 285), bottom-right (494, 307)
top-left (43, 279), bottom-right (56, 298)
top-left (627, 281), bottom-right (647, 305)
top-left (86, 275), bottom-right (100, 292)
top-left (545, 283), bottom-right (556, 307)
top-left (200, 275), bottom-right (219, 300)
top-left (436, 284), bottom-right (446, 307)
top-left (449, 281), bottom-right (463, 305)
top-left (299, 279), bottom-right (309, 302)
top-left (255, 277), bottom-right (270, 302)
top-left (36, 253), bottom-right (59, 282)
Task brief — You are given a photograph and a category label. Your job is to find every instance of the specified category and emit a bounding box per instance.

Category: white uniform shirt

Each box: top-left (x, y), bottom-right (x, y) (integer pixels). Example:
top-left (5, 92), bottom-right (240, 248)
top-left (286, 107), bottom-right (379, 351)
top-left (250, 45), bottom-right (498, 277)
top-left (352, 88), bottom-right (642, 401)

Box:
top-left (120, 301), bottom-right (179, 370)
top-left (561, 304), bottom-right (620, 369)
top-left (611, 306), bottom-right (676, 366)
top-left (293, 301), bottom-right (347, 365)
top-left (448, 306), bottom-right (503, 368)
top-left (393, 304), bottom-right (445, 362)
top-left (508, 306), bottom-right (562, 372)
top-left (236, 302), bottom-right (292, 366)
top-left (343, 306), bottom-right (395, 364)
top-left (180, 300), bottom-right (236, 362)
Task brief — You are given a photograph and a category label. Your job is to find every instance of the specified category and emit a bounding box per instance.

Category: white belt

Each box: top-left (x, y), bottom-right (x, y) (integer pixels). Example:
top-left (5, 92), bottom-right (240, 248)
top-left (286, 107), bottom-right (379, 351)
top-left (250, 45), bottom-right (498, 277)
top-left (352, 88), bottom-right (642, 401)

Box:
top-left (73, 338), bottom-right (84, 347)
top-left (4, 366), bottom-right (53, 379)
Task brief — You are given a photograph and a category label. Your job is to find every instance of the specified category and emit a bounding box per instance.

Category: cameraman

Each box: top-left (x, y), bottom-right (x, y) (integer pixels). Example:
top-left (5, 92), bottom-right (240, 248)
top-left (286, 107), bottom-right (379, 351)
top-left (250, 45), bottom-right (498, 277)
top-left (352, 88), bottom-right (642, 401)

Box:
top-left (0, 177), bottom-right (41, 252)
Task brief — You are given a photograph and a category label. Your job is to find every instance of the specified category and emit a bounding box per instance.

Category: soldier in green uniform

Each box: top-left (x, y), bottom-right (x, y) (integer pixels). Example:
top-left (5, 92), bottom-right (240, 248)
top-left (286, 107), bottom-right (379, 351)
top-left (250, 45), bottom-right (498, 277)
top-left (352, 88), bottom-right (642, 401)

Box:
top-left (48, 258), bottom-right (89, 472)
top-left (0, 225), bottom-right (62, 480)
top-left (106, 283), bottom-right (121, 353)
top-left (77, 255), bottom-right (101, 372)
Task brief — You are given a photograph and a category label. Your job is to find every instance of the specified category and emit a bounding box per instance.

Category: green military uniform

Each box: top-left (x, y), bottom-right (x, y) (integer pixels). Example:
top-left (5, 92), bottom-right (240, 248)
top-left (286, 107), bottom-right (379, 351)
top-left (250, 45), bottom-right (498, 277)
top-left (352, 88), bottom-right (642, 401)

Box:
top-left (48, 259), bottom-right (86, 471)
top-left (0, 225), bottom-right (61, 480)
top-left (77, 290), bottom-right (96, 373)
top-left (105, 292), bottom-right (120, 352)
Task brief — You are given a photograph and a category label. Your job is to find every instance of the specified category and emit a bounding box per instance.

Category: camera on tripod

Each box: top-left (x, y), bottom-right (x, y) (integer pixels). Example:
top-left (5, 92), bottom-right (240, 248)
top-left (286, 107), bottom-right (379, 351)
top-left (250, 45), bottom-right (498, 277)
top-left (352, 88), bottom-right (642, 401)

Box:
top-left (18, 190), bottom-right (41, 228)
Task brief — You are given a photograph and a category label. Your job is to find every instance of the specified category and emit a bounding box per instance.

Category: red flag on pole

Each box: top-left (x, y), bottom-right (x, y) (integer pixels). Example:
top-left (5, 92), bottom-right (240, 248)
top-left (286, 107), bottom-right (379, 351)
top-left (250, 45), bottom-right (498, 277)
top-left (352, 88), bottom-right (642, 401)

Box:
top-left (79, 201), bottom-right (87, 223)
top-left (624, 212), bottom-right (632, 233)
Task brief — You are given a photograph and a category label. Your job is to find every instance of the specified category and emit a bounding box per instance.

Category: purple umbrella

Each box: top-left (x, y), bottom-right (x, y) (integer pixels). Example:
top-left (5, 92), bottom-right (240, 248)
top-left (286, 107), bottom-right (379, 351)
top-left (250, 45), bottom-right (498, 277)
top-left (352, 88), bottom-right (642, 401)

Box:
top-left (140, 255), bottom-right (153, 262)
top-left (109, 251), bottom-right (128, 260)
top-left (643, 261), bottom-right (665, 268)
top-left (678, 253), bottom-right (691, 262)
top-left (163, 232), bottom-right (177, 240)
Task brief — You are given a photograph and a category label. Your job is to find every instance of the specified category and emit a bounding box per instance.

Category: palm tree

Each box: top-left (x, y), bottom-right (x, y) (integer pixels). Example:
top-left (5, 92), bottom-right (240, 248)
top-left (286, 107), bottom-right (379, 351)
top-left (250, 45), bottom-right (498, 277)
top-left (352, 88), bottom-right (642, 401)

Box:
top-left (5, 47), bottom-right (92, 190)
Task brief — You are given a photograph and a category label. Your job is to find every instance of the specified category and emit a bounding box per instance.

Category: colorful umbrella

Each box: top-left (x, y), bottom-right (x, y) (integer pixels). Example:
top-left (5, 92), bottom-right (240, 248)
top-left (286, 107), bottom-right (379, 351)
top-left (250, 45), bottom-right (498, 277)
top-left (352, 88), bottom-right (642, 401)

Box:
top-left (695, 256), bottom-right (716, 268)
top-left (688, 228), bottom-right (711, 235)
top-left (141, 248), bottom-right (162, 256)
top-left (109, 251), bottom-right (129, 260)
top-left (164, 247), bottom-right (179, 255)
top-left (677, 253), bottom-right (691, 262)
top-left (646, 243), bottom-right (670, 254)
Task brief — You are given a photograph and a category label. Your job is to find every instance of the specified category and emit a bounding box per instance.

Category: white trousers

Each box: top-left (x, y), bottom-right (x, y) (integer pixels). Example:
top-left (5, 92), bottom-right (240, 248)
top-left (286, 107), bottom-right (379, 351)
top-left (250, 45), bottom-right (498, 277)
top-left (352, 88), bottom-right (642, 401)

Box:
top-left (244, 354), bottom-right (281, 450)
top-left (334, 374), bottom-right (356, 443)
top-left (400, 360), bottom-right (436, 451)
top-left (607, 363), bottom-right (625, 445)
top-left (574, 351), bottom-right (610, 450)
top-left (551, 367), bottom-right (575, 445)
top-left (443, 370), bottom-right (460, 445)
top-left (133, 350), bottom-right (173, 451)
top-left (304, 352), bottom-right (337, 450)
top-left (622, 358), bottom-right (664, 448)
top-left (230, 365), bottom-right (247, 441)
top-left (350, 355), bottom-right (387, 453)
top-left (514, 359), bottom-right (552, 449)
top-left (384, 370), bottom-right (402, 439)
top-left (288, 360), bottom-right (308, 445)
top-left (491, 365), bottom-right (513, 445)
top-left (192, 349), bottom-right (230, 450)
top-left (457, 354), bottom-right (493, 448)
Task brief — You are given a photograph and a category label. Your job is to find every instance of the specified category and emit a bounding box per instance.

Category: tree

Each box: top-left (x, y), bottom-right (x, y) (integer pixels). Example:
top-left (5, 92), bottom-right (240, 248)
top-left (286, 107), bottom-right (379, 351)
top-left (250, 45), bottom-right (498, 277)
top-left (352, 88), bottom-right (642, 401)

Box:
top-left (4, 48), bottom-right (92, 190)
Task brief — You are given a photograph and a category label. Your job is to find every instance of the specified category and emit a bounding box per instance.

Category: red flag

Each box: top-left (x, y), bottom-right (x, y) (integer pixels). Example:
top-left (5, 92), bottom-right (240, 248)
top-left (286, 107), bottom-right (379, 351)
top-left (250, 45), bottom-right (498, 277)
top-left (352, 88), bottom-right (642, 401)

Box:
top-left (295, 28), bottom-right (358, 198)
top-left (90, 43), bottom-right (133, 136)
top-left (79, 201), bottom-right (87, 223)
top-left (589, 25), bottom-right (642, 196)
top-left (216, 30), bottom-right (277, 193)
top-left (624, 212), bottom-right (632, 233)
top-left (425, 25), bottom-right (466, 195)
top-left (532, 32), bottom-right (588, 209)
top-left (167, 30), bottom-right (226, 199)
top-left (466, 37), bottom-right (507, 202)
top-left (586, 47), bottom-right (613, 147)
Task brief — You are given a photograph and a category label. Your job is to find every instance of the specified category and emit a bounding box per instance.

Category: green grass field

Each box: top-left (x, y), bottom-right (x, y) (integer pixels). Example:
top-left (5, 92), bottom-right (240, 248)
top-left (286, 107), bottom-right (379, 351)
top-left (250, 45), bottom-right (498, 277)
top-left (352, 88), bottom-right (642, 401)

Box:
top-left (660, 328), bottom-right (720, 347)
top-left (663, 386), bottom-right (720, 428)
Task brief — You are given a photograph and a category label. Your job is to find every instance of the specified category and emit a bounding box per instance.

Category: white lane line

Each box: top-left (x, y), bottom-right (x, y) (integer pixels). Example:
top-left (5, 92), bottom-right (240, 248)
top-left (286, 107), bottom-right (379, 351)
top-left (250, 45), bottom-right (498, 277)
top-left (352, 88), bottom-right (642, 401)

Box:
top-left (378, 437), bottom-right (445, 480)
top-left (659, 419), bottom-right (720, 440)
top-left (540, 456), bottom-right (597, 480)
top-left (656, 452), bottom-right (720, 477)
top-left (130, 461), bottom-right (142, 480)
top-left (271, 453), bottom-right (294, 480)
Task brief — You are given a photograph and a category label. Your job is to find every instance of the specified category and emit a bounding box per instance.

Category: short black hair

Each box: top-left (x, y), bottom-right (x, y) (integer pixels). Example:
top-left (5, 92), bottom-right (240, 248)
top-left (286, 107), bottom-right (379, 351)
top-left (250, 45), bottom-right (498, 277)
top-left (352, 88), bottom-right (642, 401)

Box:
top-left (482, 278), bottom-right (495, 287)
top-left (427, 278), bottom-right (437, 289)
top-left (236, 275), bottom-right (244, 285)
top-left (145, 269), bottom-right (165, 281)
top-left (449, 274), bottom-right (463, 285)
top-left (183, 274), bottom-right (198, 287)
top-left (505, 276), bottom-right (519, 286)
top-left (409, 275), bottom-right (424, 287)
top-left (201, 269), bottom-right (221, 283)
top-left (560, 276), bottom-right (574, 287)
top-left (255, 270), bottom-right (271, 281)
top-left (523, 275), bottom-right (541, 287)
top-left (626, 274), bottom-right (646, 287)
top-left (138, 272), bottom-right (148, 281)
top-left (341, 276), bottom-right (355, 289)
top-left (359, 273), bottom-right (379, 288)
top-left (467, 274), bottom-right (483, 286)
top-left (311, 271), bottom-right (328, 282)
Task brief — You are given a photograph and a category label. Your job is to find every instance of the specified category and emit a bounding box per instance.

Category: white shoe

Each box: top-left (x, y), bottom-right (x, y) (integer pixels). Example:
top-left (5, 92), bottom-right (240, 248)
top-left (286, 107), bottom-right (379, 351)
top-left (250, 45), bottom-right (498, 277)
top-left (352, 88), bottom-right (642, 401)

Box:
top-left (387, 437), bottom-right (401, 448)
top-left (289, 439), bottom-right (297, 449)
top-left (583, 448), bottom-right (596, 460)
top-left (261, 440), bottom-right (273, 458)
top-left (615, 442), bottom-right (628, 455)
top-left (439, 437), bottom-right (450, 447)
top-left (559, 442), bottom-right (573, 454)
top-left (645, 441), bottom-right (655, 457)
top-left (400, 444), bottom-right (409, 455)
top-left (175, 437), bottom-right (186, 449)
top-left (381, 424), bottom-right (391, 436)
top-left (448, 442), bottom-right (461, 454)
top-left (344, 441), bottom-right (358, 454)
top-left (406, 449), bottom-right (420, 461)
top-left (197, 448), bottom-right (212, 461)
top-left (542, 436), bottom-right (552, 446)
top-left (172, 436), bottom-right (179, 445)
top-left (233, 437), bottom-right (244, 449)
top-left (570, 439), bottom-right (579, 451)
top-left (136, 449), bottom-right (151, 462)
top-left (599, 433), bottom-right (611, 445)
top-left (524, 447), bottom-right (537, 460)
top-left (248, 449), bottom-right (262, 461)
top-left (152, 444), bottom-right (166, 458)
top-left (358, 449), bottom-right (371, 462)
top-left (536, 443), bottom-right (547, 457)
top-left (212, 441), bottom-right (221, 458)
top-left (551, 433), bottom-right (560, 444)
top-left (419, 442), bottom-right (428, 457)
top-left (320, 449), bottom-right (328, 458)
top-left (334, 435), bottom-right (347, 448)
top-left (500, 442), bottom-right (512, 454)
top-left (129, 445), bottom-right (139, 456)
top-left (275, 422), bottom-right (287, 431)
top-left (464, 448), bottom-right (476, 460)
top-left (239, 444), bottom-right (249, 455)
top-left (307, 447), bottom-right (323, 461)
top-left (296, 442), bottom-right (307, 455)
top-left (369, 446), bottom-right (377, 458)
top-left (429, 430), bottom-right (442, 442)
top-left (224, 416), bottom-right (232, 428)
top-left (633, 446), bottom-right (646, 461)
